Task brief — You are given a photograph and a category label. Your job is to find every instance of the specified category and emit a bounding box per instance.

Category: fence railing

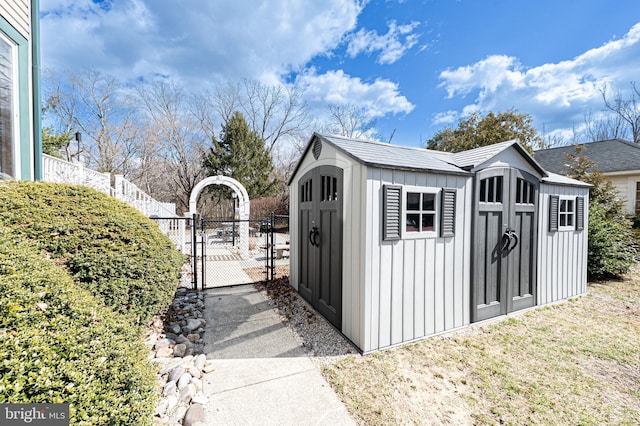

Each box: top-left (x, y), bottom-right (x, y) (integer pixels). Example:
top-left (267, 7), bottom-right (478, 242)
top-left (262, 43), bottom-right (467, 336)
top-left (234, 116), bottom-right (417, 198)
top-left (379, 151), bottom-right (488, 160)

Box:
top-left (112, 174), bottom-right (177, 217)
top-left (42, 154), bottom-right (112, 195)
top-left (42, 154), bottom-right (178, 218)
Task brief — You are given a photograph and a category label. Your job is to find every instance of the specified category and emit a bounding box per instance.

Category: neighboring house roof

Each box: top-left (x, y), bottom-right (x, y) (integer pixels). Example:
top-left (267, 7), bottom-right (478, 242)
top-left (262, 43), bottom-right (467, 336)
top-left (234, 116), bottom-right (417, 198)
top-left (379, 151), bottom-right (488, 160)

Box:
top-left (534, 138), bottom-right (640, 174)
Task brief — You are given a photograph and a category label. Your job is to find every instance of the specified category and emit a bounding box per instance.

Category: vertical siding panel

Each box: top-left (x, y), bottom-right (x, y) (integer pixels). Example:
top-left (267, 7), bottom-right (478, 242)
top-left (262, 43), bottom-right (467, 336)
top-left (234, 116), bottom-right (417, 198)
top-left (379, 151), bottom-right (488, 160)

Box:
top-left (536, 190), bottom-right (544, 304)
top-left (414, 238), bottom-right (426, 338)
top-left (390, 171), bottom-right (405, 345)
top-left (443, 175), bottom-right (456, 331)
top-left (359, 167), bottom-right (381, 351)
top-left (366, 167), bottom-right (380, 351)
top-left (342, 162), bottom-right (354, 346)
top-left (403, 172), bottom-right (416, 341)
top-left (414, 172), bottom-right (428, 338)
top-left (425, 237), bottom-right (436, 335)
top-left (462, 176), bottom-right (472, 326)
top-left (403, 239), bottom-right (415, 341)
top-left (434, 174), bottom-right (447, 333)
top-left (352, 164), bottom-right (366, 350)
top-left (378, 169), bottom-right (394, 348)
top-left (452, 177), bottom-right (466, 328)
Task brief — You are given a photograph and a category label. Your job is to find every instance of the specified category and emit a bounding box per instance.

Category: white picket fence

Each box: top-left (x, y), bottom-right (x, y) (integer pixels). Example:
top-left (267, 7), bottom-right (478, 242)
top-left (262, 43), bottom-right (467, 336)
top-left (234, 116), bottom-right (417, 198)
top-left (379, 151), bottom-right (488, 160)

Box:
top-left (41, 155), bottom-right (189, 252)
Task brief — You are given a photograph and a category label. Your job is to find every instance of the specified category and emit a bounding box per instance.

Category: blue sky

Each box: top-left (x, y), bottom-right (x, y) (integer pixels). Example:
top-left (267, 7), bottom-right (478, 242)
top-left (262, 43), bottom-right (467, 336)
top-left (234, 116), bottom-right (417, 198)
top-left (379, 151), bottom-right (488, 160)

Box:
top-left (40, 0), bottom-right (640, 148)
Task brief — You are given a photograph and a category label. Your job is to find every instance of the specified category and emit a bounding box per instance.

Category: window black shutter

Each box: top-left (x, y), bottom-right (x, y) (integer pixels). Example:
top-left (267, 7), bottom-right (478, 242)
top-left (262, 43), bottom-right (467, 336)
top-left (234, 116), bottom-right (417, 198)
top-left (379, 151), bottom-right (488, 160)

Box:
top-left (383, 185), bottom-right (402, 241)
top-left (440, 188), bottom-right (456, 237)
top-left (549, 195), bottom-right (559, 232)
top-left (576, 196), bottom-right (585, 231)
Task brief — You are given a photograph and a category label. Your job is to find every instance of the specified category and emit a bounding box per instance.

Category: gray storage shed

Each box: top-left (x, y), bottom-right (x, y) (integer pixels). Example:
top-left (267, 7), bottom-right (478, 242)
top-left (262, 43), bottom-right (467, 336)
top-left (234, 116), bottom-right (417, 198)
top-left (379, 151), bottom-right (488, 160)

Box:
top-left (288, 133), bottom-right (590, 353)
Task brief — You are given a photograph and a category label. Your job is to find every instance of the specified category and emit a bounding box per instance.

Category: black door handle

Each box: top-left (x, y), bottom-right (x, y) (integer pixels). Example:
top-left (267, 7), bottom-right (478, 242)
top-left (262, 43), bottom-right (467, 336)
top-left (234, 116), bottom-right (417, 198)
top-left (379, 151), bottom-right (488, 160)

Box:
top-left (502, 229), bottom-right (519, 252)
top-left (509, 230), bottom-right (519, 251)
top-left (309, 226), bottom-right (320, 247)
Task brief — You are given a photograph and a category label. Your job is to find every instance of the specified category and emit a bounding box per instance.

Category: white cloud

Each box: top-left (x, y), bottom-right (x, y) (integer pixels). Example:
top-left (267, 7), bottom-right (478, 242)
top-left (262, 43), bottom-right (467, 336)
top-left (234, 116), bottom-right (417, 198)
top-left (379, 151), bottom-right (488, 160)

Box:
top-left (295, 68), bottom-right (414, 118)
top-left (41, 0), bottom-right (364, 84)
top-left (432, 110), bottom-right (459, 125)
top-left (346, 20), bottom-right (420, 64)
top-left (436, 22), bottom-right (640, 138)
top-left (40, 0), bottom-right (419, 135)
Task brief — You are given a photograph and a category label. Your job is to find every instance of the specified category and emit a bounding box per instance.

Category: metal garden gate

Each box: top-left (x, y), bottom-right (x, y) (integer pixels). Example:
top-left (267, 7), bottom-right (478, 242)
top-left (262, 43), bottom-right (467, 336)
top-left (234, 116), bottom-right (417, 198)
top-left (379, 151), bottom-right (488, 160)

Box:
top-left (152, 215), bottom-right (289, 290)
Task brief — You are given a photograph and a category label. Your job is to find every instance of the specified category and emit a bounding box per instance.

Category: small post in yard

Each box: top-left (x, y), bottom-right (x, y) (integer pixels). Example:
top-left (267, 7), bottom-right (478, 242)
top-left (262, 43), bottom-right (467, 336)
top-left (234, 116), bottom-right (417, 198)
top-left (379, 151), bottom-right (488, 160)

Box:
top-left (191, 213), bottom-right (198, 290)
top-left (270, 212), bottom-right (275, 281)
top-left (232, 191), bottom-right (238, 246)
top-left (200, 219), bottom-right (207, 291)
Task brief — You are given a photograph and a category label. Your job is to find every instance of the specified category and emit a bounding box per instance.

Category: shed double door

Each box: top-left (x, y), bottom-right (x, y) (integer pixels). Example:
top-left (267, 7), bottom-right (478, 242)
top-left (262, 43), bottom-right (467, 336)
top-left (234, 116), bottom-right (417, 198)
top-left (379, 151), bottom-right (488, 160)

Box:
top-left (298, 166), bottom-right (343, 329)
top-left (472, 168), bottom-right (538, 322)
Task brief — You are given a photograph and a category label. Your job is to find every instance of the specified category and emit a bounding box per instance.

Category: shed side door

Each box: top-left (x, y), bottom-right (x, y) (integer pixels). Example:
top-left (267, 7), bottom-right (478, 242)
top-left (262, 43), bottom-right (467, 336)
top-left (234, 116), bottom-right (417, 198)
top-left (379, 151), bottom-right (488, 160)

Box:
top-left (297, 166), bottom-right (343, 330)
top-left (473, 168), bottom-right (509, 322)
top-left (298, 170), bottom-right (315, 303)
top-left (509, 170), bottom-right (538, 312)
top-left (317, 166), bottom-right (343, 329)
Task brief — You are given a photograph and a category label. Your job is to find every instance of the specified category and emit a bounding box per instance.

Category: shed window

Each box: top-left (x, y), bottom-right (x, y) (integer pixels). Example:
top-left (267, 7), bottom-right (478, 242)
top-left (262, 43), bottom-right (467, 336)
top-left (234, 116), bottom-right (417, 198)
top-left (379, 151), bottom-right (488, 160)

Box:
top-left (550, 195), bottom-right (584, 232)
top-left (559, 198), bottom-right (575, 230)
top-left (406, 192), bottom-right (436, 233)
top-left (479, 176), bottom-right (503, 203)
top-left (384, 185), bottom-right (456, 240)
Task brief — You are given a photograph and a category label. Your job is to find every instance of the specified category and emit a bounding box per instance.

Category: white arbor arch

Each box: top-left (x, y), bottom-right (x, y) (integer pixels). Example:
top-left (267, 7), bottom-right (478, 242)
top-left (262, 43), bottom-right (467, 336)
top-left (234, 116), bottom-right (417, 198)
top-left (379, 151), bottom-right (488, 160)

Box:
top-left (188, 176), bottom-right (250, 259)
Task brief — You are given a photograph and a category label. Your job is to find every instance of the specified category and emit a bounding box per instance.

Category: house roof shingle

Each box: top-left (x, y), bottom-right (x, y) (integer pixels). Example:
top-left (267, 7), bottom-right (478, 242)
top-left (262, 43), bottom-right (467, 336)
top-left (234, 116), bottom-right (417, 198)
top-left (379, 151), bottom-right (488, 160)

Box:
top-left (534, 138), bottom-right (640, 174)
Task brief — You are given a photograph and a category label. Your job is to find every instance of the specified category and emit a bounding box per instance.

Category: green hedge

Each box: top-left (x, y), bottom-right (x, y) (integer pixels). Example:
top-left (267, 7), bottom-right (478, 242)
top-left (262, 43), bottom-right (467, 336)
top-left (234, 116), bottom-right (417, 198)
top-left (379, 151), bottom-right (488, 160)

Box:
top-left (0, 229), bottom-right (156, 425)
top-left (587, 200), bottom-right (638, 279)
top-left (0, 181), bottom-right (184, 323)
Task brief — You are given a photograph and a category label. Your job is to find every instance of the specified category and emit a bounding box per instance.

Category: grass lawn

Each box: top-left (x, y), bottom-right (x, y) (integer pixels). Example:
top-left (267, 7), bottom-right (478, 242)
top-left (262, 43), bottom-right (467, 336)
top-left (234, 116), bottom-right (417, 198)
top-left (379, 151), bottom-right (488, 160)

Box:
top-left (322, 271), bottom-right (640, 425)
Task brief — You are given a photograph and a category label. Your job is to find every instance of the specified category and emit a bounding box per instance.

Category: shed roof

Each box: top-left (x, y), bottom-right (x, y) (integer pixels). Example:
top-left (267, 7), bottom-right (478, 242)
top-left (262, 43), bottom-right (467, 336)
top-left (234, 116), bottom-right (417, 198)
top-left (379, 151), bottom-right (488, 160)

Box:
top-left (290, 133), bottom-right (579, 185)
top-left (449, 139), bottom-right (547, 176)
top-left (542, 172), bottom-right (592, 188)
top-left (303, 133), bottom-right (470, 176)
top-left (534, 138), bottom-right (640, 174)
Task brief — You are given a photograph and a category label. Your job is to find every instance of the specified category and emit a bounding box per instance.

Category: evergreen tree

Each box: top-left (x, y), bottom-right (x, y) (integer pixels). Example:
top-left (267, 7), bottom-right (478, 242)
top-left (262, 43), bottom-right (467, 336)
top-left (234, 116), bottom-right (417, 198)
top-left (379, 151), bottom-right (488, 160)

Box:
top-left (203, 111), bottom-right (276, 199)
top-left (41, 128), bottom-right (69, 158)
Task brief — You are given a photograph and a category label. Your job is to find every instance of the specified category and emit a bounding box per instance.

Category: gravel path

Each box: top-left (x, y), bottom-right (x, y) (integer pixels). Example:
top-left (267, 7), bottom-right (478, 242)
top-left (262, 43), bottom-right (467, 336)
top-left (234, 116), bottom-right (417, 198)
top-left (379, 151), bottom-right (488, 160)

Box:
top-left (255, 278), bottom-right (359, 365)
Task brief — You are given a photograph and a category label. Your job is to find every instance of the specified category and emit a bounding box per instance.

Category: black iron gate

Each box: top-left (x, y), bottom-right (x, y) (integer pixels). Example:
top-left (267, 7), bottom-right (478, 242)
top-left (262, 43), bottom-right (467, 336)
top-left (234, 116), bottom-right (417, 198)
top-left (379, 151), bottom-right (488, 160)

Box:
top-left (152, 214), bottom-right (289, 290)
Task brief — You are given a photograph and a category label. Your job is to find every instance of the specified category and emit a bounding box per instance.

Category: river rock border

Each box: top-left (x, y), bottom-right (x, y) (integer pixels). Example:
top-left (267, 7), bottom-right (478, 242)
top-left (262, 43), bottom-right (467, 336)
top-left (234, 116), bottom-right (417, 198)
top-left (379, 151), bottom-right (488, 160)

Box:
top-left (145, 287), bottom-right (212, 426)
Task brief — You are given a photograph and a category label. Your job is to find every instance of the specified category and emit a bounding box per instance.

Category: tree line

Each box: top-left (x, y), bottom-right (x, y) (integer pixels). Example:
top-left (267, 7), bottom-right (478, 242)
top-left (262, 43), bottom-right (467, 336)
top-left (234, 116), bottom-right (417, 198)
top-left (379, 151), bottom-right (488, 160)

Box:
top-left (42, 69), bottom-right (379, 216)
top-left (43, 68), bottom-right (639, 227)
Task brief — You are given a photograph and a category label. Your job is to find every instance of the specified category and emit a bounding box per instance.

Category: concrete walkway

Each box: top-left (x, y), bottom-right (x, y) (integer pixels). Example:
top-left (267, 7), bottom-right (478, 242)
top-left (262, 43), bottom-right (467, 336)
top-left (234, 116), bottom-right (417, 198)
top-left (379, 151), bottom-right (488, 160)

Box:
top-left (201, 285), bottom-right (355, 426)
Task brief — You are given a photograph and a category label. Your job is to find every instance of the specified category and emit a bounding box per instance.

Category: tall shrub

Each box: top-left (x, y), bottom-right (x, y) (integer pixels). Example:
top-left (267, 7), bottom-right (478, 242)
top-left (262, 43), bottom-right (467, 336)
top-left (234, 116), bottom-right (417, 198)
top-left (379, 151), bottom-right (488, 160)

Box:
top-left (565, 148), bottom-right (637, 278)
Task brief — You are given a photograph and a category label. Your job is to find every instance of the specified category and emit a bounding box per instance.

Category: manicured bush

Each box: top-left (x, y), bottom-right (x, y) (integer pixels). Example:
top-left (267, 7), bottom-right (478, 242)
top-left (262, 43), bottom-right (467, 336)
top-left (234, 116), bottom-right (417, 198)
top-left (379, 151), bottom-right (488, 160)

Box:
top-left (0, 229), bottom-right (156, 425)
top-left (0, 181), bottom-right (184, 322)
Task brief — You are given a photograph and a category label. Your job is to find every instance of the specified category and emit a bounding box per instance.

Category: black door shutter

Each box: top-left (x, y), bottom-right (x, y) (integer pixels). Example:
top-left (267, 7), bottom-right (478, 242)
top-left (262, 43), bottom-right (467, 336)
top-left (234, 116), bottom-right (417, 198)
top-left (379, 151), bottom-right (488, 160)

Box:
top-left (383, 185), bottom-right (402, 241)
